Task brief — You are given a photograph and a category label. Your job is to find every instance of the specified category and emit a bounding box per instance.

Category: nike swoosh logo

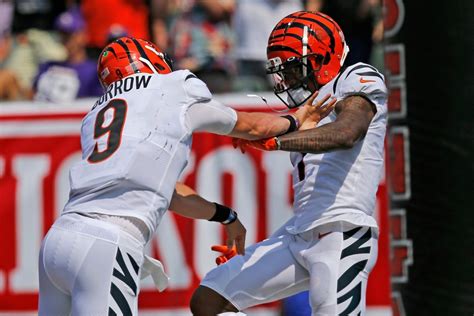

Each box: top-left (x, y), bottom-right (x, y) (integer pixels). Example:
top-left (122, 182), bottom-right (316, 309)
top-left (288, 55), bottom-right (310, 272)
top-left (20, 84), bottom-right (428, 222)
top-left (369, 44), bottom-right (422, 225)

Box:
top-left (360, 77), bottom-right (376, 83)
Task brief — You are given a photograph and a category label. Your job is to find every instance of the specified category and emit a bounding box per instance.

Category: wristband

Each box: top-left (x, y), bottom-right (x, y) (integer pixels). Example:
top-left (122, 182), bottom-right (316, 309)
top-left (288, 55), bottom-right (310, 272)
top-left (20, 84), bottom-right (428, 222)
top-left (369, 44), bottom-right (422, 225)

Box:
top-left (281, 115), bottom-right (299, 134)
top-left (209, 203), bottom-right (238, 225)
top-left (274, 137), bottom-right (281, 150)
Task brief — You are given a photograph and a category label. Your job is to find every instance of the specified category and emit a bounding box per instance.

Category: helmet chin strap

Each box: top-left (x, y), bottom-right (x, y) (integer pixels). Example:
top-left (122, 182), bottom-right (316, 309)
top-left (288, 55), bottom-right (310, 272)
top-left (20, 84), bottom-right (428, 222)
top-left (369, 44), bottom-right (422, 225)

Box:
top-left (302, 26), bottom-right (308, 78)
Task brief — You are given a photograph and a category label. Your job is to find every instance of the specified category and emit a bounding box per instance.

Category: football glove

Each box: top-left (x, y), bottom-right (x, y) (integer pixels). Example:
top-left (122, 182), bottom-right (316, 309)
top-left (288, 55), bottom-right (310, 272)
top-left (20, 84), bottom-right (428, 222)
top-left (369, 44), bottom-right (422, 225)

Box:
top-left (211, 244), bottom-right (237, 265)
top-left (232, 137), bottom-right (280, 153)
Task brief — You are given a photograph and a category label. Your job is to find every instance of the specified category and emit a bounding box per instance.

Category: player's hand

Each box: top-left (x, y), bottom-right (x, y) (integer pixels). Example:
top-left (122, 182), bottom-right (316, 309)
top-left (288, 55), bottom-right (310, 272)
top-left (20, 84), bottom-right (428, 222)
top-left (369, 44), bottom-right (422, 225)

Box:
top-left (295, 91), bottom-right (337, 130)
top-left (211, 244), bottom-right (237, 265)
top-left (232, 137), bottom-right (279, 153)
top-left (232, 137), bottom-right (251, 153)
top-left (248, 137), bottom-right (279, 151)
top-left (223, 218), bottom-right (246, 256)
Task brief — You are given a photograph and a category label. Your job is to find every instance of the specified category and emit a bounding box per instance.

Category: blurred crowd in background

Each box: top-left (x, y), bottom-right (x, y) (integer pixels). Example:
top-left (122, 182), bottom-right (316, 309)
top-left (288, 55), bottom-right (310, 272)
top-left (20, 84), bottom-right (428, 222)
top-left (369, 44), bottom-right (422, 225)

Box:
top-left (0, 0), bottom-right (383, 103)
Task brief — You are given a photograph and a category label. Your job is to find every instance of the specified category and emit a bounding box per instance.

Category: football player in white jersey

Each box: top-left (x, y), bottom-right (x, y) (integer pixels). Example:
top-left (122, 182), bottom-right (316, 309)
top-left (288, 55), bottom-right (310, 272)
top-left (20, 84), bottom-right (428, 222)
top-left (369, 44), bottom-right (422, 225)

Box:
top-left (191, 11), bottom-right (388, 316)
top-left (37, 37), bottom-right (333, 316)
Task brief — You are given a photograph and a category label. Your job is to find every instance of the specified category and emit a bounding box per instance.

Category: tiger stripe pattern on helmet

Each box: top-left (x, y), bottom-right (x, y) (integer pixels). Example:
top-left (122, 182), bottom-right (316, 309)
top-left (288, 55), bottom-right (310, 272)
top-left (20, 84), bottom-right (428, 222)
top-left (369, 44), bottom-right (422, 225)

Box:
top-left (267, 11), bottom-right (349, 87)
top-left (97, 37), bottom-right (173, 89)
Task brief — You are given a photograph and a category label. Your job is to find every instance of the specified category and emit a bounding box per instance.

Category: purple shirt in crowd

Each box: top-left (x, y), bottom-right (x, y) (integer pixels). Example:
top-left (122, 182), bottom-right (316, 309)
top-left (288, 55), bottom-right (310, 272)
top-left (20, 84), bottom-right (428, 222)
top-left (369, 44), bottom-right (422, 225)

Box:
top-left (34, 59), bottom-right (103, 103)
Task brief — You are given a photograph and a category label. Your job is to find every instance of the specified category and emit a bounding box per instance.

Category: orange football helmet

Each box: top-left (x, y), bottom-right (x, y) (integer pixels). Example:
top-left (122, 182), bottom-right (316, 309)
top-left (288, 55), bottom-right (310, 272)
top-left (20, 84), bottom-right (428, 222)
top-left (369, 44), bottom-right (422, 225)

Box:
top-left (266, 11), bottom-right (349, 108)
top-left (97, 37), bottom-right (173, 89)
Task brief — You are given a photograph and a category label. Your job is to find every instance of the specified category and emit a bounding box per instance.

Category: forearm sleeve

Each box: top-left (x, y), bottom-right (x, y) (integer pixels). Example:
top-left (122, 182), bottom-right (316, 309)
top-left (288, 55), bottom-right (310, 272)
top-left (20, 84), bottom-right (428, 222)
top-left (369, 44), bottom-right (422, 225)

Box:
top-left (185, 99), bottom-right (238, 135)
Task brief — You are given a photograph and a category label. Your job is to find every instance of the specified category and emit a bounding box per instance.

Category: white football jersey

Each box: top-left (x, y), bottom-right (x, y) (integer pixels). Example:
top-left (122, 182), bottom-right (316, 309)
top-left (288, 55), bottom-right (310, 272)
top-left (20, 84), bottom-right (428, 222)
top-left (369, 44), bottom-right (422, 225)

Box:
top-left (63, 70), bottom-right (212, 239)
top-left (286, 63), bottom-right (388, 234)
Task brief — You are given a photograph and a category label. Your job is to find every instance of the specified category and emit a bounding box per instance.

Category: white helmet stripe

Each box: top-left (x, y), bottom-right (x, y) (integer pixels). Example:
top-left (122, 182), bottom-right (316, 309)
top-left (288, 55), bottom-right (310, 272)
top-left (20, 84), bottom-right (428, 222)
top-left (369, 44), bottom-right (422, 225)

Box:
top-left (145, 45), bottom-right (163, 58)
top-left (302, 26), bottom-right (308, 78)
top-left (139, 57), bottom-right (159, 74)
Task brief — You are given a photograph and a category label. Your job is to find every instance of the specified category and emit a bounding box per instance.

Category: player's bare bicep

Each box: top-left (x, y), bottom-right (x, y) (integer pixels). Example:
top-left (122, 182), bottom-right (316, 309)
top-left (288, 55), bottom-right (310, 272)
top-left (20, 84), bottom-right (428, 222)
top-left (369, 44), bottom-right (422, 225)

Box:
top-left (335, 95), bottom-right (376, 117)
top-left (334, 96), bottom-right (375, 139)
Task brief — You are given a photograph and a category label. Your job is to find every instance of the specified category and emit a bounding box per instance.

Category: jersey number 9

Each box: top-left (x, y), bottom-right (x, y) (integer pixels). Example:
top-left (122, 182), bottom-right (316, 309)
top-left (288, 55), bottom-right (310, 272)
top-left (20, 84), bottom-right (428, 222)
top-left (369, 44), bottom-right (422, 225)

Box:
top-left (87, 99), bottom-right (127, 163)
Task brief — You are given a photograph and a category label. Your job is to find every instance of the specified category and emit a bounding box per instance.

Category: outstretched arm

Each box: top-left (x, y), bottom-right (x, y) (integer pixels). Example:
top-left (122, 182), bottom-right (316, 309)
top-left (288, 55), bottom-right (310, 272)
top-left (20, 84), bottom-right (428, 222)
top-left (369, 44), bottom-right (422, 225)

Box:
top-left (186, 92), bottom-right (334, 141)
top-left (169, 182), bottom-right (246, 254)
top-left (169, 182), bottom-right (215, 219)
top-left (277, 96), bottom-right (375, 153)
top-left (239, 96), bottom-right (375, 154)
top-left (229, 92), bottom-right (334, 140)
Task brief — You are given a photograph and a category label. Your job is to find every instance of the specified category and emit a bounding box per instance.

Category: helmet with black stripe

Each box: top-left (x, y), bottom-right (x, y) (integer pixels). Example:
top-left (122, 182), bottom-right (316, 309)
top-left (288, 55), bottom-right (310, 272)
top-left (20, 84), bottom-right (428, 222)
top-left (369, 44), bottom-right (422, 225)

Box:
top-left (97, 37), bottom-right (173, 89)
top-left (266, 11), bottom-right (349, 108)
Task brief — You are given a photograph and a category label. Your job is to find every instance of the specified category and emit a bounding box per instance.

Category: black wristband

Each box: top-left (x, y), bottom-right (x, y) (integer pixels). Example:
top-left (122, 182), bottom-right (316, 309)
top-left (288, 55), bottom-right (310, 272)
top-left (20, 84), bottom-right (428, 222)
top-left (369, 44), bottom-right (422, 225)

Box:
top-left (281, 115), bottom-right (298, 134)
top-left (209, 203), bottom-right (238, 225)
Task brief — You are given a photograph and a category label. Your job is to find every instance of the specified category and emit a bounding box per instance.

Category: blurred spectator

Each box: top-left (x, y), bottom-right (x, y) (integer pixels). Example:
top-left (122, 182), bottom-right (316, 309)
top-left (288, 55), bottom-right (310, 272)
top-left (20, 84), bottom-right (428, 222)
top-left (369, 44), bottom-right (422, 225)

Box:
top-left (106, 24), bottom-right (129, 43)
top-left (320, 0), bottom-right (383, 66)
top-left (3, 0), bottom-right (68, 98)
top-left (0, 69), bottom-right (22, 101)
top-left (169, 0), bottom-right (236, 93)
top-left (232, 0), bottom-right (303, 92)
top-left (150, 0), bottom-right (195, 52)
top-left (33, 7), bottom-right (103, 103)
top-left (304, 0), bottom-right (323, 12)
top-left (82, 0), bottom-right (149, 57)
top-left (0, 0), bottom-right (20, 101)
top-left (12, 0), bottom-right (68, 31)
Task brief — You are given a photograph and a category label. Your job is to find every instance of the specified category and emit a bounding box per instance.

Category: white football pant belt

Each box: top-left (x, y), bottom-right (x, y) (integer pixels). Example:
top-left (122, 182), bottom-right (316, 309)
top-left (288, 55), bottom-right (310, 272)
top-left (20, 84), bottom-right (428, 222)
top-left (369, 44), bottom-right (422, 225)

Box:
top-left (140, 255), bottom-right (170, 292)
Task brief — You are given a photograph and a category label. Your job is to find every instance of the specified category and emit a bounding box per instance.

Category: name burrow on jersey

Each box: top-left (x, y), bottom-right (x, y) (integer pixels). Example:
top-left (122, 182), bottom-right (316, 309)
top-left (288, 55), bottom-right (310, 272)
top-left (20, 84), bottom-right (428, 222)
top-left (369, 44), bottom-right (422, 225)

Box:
top-left (93, 75), bottom-right (152, 109)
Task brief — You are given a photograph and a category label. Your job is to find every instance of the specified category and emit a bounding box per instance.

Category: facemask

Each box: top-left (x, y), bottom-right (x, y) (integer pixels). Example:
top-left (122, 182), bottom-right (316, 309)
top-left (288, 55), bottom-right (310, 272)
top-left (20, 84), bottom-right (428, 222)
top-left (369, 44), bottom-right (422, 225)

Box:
top-left (287, 87), bottom-right (312, 108)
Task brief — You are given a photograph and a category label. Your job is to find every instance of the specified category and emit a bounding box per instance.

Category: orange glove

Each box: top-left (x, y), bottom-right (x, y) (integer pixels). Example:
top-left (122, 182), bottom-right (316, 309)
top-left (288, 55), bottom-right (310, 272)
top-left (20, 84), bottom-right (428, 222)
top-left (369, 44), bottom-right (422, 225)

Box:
top-left (232, 137), bottom-right (280, 153)
top-left (211, 245), bottom-right (237, 265)
top-left (232, 137), bottom-right (247, 153)
top-left (247, 137), bottom-right (280, 151)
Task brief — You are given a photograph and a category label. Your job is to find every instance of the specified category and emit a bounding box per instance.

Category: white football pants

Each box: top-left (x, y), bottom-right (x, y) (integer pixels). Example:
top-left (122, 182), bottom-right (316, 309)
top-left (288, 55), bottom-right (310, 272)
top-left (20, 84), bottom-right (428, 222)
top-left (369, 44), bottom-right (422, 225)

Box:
top-left (38, 213), bottom-right (144, 316)
top-left (201, 221), bottom-right (378, 315)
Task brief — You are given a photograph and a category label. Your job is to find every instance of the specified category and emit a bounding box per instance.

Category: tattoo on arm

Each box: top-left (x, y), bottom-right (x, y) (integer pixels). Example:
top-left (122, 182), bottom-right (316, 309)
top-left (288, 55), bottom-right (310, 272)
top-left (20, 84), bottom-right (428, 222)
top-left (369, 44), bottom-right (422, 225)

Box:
top-left (278, 96), bottom-right (375, 154)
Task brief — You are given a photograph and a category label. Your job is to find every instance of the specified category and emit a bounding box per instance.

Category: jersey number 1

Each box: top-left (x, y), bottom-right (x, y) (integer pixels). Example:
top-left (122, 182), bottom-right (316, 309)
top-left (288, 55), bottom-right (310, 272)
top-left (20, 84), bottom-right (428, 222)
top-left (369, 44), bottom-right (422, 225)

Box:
top-left (88, 99), bottom-right (127, 163)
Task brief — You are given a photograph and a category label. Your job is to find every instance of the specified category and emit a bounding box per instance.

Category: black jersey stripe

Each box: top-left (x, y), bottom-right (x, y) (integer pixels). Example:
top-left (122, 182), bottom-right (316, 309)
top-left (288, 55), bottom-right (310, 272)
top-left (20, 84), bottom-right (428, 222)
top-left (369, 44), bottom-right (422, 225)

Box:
top-left (345, 64), bottom-right (380, 80)
top-left (185, 74), bottom-right (197, 81)
top-left (359, 63), bottom-right (379, 73)
top-left (356, 71), bottom-right (384, 81)
top-left (116, 39), bottom-right (139, 73)
top-left (297, 153), bottom-right (307, 182)
top-left (332, 66), bottom-right (347, 94)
